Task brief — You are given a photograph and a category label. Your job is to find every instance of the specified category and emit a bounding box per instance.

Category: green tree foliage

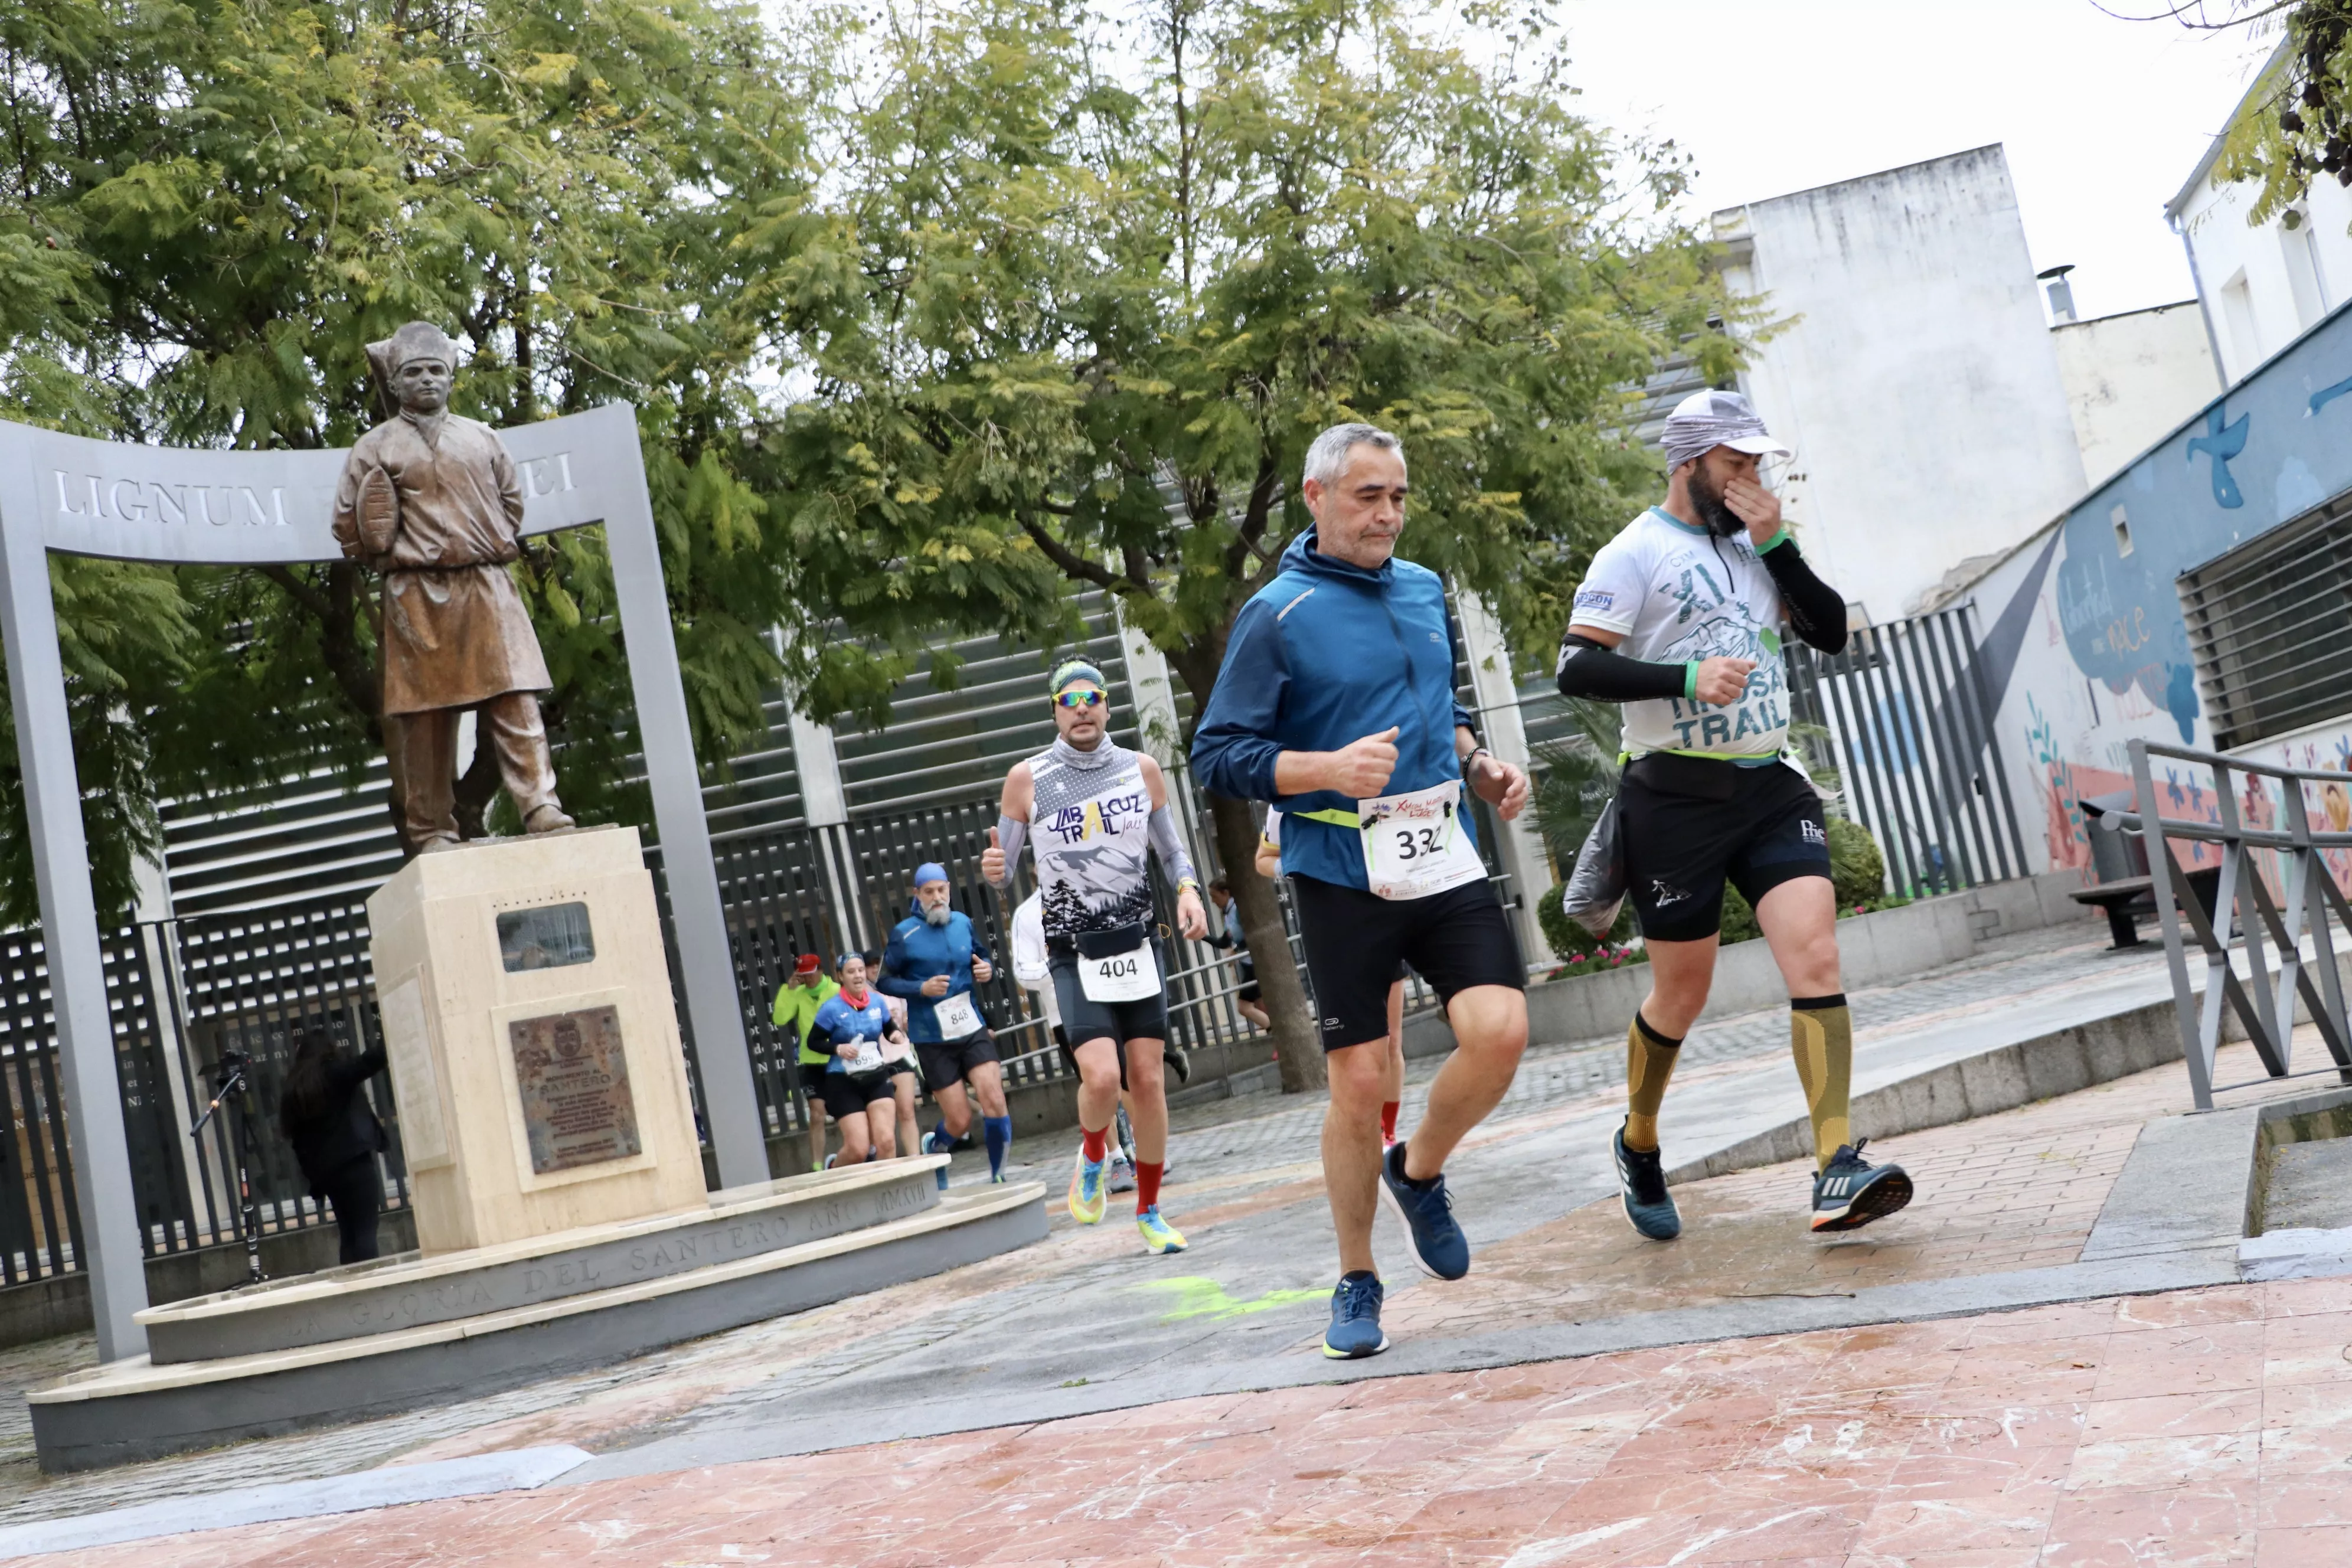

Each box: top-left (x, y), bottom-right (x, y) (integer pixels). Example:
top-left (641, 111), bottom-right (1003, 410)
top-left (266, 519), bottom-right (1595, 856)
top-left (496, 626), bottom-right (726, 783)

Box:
top-left (0, 0), bottom-right (827, 923)
top-left (769, 0), bottom-right (1738, 1086)
top-left (2212, 4), bottom-right (2352, 220)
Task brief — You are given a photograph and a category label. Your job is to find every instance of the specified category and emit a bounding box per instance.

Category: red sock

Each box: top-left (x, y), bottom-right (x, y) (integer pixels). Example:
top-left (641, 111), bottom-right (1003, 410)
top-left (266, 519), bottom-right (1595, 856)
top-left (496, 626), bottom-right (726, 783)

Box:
top-left (1136, 1161), bottom-right (1163, 1212)
top-left (1380, 1101), bottom-right (1399, 1141)
top-left (1081, 1125), bottom-right (1109, 1162)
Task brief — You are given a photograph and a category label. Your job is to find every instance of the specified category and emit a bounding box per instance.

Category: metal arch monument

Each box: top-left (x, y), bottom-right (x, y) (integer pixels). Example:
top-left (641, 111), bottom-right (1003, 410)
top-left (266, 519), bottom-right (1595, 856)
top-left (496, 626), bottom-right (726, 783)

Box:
top-left (0, 401), bottom-right (772, 1361)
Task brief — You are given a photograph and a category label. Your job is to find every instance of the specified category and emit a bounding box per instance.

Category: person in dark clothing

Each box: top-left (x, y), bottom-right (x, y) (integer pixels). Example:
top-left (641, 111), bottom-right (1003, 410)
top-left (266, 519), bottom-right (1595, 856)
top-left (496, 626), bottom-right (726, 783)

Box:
top-left (276, 1029), bottom-right (391, 1265)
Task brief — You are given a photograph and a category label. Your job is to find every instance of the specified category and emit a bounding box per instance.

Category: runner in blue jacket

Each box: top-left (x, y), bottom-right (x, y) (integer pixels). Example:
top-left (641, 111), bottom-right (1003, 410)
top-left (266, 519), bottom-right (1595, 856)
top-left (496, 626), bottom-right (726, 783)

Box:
top-left (1191, 422), bottom-right (1531, 1362)
top-left (880, 863), bottom-right (1012, 1182)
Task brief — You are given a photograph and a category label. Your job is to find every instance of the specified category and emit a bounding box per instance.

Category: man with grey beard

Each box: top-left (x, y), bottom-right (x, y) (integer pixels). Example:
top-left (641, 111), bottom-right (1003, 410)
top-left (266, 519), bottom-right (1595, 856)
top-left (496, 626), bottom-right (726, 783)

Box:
top-left (880, 863), bottom-right (1012, 1183)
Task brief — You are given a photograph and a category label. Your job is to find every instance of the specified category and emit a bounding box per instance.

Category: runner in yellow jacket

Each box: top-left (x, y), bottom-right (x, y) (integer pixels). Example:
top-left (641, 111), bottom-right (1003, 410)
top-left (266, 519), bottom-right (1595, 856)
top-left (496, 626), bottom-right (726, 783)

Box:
top-left (772, 953), bottom-right (840, 1174)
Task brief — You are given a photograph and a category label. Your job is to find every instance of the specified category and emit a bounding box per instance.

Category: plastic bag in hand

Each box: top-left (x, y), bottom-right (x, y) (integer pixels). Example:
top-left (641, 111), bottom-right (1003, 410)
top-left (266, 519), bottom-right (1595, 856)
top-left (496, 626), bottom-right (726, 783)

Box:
top-left (1562, 796), bottom-right (1626, 938)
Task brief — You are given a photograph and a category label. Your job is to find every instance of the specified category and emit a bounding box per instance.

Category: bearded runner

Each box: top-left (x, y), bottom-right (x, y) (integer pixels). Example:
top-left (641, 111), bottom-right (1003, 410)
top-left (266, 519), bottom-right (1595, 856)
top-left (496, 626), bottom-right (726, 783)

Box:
top-left (881, 863), bottom-right (1007, 1187)
top-left (1557, 387), bottom-right (1912, 1244)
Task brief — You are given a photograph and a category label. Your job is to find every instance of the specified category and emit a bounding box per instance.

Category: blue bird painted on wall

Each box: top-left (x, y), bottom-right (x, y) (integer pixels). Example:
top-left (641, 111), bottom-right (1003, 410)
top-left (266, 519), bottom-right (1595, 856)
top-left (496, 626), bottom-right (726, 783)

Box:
top-left (2186, 404), bottom-right (2249, 508)
top-left (2311, 373), bottom-right (2352, 416)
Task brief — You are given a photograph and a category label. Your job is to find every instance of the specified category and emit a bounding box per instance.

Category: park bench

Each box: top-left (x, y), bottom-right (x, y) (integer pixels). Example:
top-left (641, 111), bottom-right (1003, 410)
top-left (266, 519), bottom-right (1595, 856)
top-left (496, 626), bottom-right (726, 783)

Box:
top-left (2072, 874), bottom-right (2156, 948)
top-left (2070, 791), bottom-right (2221, 949)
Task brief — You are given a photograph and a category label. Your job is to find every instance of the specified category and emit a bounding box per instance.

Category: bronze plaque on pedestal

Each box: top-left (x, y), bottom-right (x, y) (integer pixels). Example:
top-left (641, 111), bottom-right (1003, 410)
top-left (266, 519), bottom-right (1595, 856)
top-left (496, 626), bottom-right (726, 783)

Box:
top-left (507, 1005), bottom-right (642, 1174)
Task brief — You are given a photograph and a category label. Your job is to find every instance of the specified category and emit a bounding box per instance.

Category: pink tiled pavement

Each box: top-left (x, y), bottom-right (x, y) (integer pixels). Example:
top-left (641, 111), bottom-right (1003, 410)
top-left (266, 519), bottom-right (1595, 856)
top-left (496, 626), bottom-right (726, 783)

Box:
top-left (45, 1275), bottom-right (2352, 1567)
top-left (1376, 1040), bottom-right (2279, 1345)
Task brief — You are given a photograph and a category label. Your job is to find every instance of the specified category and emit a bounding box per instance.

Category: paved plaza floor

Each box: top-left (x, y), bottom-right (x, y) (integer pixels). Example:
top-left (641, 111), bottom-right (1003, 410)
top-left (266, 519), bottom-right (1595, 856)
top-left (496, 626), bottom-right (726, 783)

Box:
top-left (63, 1275), bottom-right (2352, 1567)
top-left (2, 923), bottom-right (2348, 1563)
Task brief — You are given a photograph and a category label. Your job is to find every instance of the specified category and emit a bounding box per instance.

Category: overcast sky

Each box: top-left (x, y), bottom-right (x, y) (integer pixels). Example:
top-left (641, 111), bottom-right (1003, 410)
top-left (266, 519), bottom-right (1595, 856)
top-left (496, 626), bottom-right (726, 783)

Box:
top-left (1562, 0), bottom-right (2278, 323)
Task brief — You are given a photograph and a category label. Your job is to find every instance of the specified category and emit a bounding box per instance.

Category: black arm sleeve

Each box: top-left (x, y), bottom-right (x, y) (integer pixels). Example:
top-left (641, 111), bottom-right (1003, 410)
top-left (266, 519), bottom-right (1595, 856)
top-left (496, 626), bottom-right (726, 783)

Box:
top-left (1556, 634), bottom-right (1688, 703)
top-left (1759, 537), bottom-right (1848, 653)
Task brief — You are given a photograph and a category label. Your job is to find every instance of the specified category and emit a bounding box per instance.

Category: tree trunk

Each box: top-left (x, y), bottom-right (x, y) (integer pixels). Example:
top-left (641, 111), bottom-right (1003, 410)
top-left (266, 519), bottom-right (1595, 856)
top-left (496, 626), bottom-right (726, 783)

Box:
top-left (1204, 789), bottom-right (1325, 1094)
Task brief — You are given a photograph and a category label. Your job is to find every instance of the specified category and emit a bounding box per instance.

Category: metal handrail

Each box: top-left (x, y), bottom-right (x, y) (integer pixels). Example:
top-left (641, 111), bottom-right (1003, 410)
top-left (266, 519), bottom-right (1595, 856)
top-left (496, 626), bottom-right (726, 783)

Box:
top-left (2121, 737), bottom-right (2352, 1109)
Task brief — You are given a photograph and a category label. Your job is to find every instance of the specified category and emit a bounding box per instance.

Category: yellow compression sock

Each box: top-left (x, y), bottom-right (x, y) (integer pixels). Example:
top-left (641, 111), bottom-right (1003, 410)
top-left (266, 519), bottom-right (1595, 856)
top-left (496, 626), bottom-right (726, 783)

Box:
top-left (1623, 1011), bottom-right (1684, 1153)
top-left (1789, 994), bottom-right (1853, 1170)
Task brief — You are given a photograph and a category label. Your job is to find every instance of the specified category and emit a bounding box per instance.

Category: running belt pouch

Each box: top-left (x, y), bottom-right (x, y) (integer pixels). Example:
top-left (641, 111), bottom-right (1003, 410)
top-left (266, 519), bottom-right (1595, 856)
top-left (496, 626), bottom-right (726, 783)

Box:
top-left (1074, 923), bottom-right (1152, 961)
top-left (1562, 796), bottom-right (1627, 938)
top-left (1628, 750), bottom-right (1740, 801)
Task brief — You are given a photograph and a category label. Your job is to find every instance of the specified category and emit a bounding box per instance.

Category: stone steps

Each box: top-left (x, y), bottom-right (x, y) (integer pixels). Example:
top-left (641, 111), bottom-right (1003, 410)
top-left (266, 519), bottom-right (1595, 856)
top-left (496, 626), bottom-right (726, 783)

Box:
top-left (139, 1159), bottom-right (945, 1364)
top-left (30, 1180), bottom-right (1048, 1473)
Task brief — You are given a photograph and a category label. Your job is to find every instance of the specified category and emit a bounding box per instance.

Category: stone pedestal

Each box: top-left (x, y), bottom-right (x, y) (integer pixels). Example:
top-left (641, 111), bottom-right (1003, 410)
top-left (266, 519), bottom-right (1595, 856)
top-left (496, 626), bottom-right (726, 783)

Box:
top-left (366, 825), bottom-right (707, 1254)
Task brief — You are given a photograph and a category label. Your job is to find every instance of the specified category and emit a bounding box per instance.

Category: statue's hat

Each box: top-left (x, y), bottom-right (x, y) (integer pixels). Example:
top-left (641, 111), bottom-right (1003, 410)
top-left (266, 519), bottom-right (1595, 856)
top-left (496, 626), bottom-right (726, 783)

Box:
top-left (365, 322), bottom-right (459, 388)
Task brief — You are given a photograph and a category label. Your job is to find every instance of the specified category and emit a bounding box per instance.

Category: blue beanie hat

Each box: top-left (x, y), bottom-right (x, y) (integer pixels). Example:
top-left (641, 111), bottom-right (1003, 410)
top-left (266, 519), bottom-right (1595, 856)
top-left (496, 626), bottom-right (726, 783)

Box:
top-left (914, 861), bottom-right (949, 887)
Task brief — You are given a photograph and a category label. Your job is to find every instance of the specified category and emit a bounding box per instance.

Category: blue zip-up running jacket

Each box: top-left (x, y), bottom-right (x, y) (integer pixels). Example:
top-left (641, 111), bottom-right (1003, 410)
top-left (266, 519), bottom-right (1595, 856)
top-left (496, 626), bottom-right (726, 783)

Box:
top-left (878, 907), bottom-right (993, 1043)
top-left (1190, 530), bottom-right (1478, 891)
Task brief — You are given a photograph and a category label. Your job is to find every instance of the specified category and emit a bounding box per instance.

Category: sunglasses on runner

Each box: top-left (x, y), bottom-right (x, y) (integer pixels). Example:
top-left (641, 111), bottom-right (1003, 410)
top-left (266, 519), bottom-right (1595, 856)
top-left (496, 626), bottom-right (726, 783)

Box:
top-left (1054, 690), bottom-right (1105, 710)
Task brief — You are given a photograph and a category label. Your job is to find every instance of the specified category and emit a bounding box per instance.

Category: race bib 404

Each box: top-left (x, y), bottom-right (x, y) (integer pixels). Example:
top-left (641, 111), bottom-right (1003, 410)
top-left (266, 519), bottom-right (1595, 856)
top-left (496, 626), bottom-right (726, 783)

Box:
top-left (1360, 780), bottom-right (1487, 901)
top-left (1079, 939), bottom-right (1160, 1003)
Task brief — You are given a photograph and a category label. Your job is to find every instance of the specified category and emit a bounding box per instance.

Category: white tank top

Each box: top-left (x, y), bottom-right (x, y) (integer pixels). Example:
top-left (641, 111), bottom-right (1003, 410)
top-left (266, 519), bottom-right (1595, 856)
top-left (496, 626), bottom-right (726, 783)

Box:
top-left (1028, 740), bottom-right (1155, 940)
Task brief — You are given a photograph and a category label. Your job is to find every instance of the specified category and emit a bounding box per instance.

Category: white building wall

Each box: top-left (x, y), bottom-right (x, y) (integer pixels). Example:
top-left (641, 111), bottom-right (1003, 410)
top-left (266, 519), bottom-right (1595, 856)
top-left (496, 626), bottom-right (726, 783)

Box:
top-left (2050, 302), bottom-right (2219, 488)
top-left (2173, 141), bottom-right (2352, 384)
top-left (1714, 145), bottom-right (2089, 625)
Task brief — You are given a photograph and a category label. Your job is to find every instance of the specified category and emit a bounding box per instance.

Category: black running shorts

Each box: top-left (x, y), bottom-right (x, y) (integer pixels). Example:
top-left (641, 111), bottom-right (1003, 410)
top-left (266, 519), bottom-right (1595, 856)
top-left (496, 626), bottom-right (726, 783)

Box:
top-left (1290, 876), bottom-right (1524, 1053)
top-left (797, 1060), bottom-right (830, 1096)
top-left (1048, 937), bottom-right (1171, 1048)
top-left (1618, 755), bottom-right (1832, 943)
top-left (916, 1030), bottom-right (999, 1095)
top-left (818, 1067), bottom-right (898, 1121)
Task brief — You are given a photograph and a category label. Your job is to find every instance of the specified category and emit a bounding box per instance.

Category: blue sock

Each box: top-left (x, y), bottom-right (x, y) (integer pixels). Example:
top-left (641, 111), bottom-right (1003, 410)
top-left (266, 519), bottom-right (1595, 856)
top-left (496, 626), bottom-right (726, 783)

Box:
top-left (984, 1115), bottom-right (1013, 1179)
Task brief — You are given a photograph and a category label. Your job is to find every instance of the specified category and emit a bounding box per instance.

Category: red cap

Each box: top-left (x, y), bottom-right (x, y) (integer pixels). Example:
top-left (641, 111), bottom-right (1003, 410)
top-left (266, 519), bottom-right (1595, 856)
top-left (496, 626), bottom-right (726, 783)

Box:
top-left (793, 953), bottom-right (821, 976)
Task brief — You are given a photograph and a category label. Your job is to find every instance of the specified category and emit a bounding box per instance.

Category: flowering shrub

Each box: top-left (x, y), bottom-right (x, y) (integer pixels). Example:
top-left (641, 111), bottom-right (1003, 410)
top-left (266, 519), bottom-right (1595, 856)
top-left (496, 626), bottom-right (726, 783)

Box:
top-left (1543, 944), bottom-right (1648, 982)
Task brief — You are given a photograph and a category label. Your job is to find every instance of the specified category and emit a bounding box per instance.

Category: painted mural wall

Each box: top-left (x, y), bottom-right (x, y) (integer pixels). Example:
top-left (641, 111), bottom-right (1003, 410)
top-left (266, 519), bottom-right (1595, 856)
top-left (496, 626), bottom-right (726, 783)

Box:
top-left (1959, 295), bottom-right (2352, 888)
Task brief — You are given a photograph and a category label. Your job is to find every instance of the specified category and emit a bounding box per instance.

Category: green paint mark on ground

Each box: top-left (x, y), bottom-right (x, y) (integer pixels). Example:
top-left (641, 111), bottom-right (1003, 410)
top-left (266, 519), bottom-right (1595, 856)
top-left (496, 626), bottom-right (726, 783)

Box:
top-left (1133, 1277), bottom-right (1333, 1323)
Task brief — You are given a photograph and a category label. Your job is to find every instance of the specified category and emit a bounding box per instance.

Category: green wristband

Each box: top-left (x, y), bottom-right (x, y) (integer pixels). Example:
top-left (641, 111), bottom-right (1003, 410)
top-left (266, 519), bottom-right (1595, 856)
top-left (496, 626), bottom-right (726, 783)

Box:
top-left (1683, 662), bottom-right (1698, 701)
top-left (1758, 526), bottom-right (1791, 553)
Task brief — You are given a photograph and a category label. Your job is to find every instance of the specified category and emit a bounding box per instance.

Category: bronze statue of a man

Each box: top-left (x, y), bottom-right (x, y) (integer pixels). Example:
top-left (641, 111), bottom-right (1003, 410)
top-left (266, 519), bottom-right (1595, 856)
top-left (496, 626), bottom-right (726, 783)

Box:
top-left (334, 322), bottom-right (575, 850)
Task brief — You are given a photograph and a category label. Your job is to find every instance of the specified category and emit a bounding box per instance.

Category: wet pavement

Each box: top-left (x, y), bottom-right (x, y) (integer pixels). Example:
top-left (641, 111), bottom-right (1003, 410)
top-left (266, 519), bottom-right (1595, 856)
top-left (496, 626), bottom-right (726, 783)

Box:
top-left (3, 921), bottom-right (2341, 1565)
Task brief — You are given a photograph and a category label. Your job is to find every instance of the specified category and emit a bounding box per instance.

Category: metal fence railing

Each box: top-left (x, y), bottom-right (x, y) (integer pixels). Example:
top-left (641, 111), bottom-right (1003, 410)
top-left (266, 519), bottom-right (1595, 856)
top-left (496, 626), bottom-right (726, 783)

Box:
top-left (2113, 738), bottom-right (2352, 1110)
top-left (0, 764), bottom-right (1346, 1287)
top-left (1786, 603), bottom-right (2031, 897)
top-left (0, 899), bottom-right (413, 1288)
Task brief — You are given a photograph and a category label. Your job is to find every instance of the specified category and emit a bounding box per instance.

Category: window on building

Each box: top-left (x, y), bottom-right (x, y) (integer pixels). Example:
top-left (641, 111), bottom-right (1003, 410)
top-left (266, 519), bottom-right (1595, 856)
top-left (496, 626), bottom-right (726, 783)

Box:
top-left (2178, 494), bottom-right (2352, 750)
top-left (2281, 211), bottom-right (2330, 328)
top-left (2220, 270), bottom-right (2260, 378)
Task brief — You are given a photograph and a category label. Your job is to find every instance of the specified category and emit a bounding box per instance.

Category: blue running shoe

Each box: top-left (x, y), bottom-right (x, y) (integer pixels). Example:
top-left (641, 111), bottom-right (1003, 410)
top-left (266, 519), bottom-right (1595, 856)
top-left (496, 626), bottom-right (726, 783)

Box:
top-left (1811, 1140), bottom-right (1913, 1233)
top-left (1613, 1122), bottom-right (1681, 1242)
top-left (1323, 1271), bottom-right (1388, 1359)
top-left (1380, 1139), bottom-right (1469, 1280)
top-left (922, 1126), bottom-right (950, 1190)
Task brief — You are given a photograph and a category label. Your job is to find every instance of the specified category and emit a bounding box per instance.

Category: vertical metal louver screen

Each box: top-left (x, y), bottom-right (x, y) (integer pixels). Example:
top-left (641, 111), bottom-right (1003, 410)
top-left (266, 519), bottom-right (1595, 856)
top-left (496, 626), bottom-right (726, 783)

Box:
top-left (2178, 498), bottom-right (2352, 751)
